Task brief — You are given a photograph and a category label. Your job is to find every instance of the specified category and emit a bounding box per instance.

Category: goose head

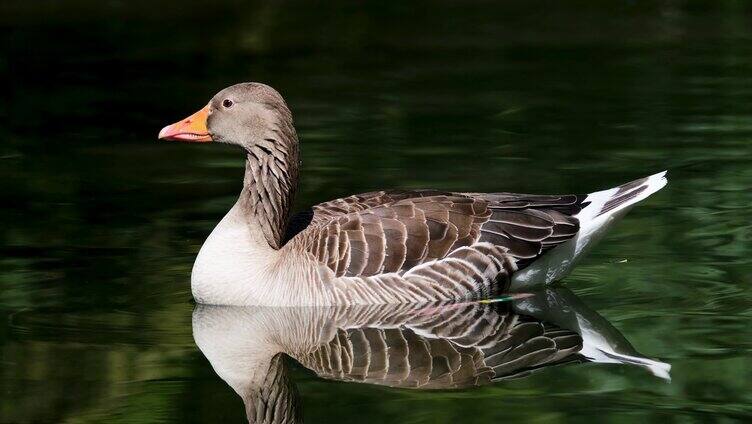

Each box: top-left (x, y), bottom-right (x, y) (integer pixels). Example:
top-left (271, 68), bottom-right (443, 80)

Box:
top-left (158, 82), bottom-right (296, 150)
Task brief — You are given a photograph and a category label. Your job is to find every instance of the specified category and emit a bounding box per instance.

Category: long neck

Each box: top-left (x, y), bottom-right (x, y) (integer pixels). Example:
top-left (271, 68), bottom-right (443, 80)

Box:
top-left (239, 125), bottom-right (300, 250)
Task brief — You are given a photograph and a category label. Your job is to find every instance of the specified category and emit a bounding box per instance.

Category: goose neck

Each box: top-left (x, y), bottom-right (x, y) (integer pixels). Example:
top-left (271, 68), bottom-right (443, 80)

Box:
top-left (240, 141), bottom-right (299, 250)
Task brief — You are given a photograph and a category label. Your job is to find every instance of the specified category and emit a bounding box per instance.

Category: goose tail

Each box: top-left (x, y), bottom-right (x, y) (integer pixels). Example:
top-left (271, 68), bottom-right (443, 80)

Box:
top-left (511, 171), bottom-right (668, 289)
top-left (575, 170), bottom-right (668, 241)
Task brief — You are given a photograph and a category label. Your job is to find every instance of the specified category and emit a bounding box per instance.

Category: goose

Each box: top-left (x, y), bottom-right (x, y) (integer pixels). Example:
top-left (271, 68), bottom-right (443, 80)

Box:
top-left (193, 287), bottom-right (670, 423)
top-left (159, 82), bottom-right (667, 306)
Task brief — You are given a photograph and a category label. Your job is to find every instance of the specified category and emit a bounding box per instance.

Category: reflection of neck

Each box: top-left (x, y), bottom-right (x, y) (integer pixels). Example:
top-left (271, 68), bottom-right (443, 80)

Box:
top-left (193, 306), bottom-right (304, 423)
top-left (244, 354), bottom-right (302, 424)
top-left (240, 129), bottom-right (300, 250)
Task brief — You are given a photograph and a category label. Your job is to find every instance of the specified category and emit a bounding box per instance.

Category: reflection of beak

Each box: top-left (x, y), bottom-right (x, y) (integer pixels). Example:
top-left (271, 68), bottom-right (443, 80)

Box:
top-left (158, 105), bottom-right (212, 142)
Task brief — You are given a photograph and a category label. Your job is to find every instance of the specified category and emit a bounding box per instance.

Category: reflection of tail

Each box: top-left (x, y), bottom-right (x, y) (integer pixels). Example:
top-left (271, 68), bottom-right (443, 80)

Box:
top-left (513, 287), bottom-right (671, 381)
top-left (512, 171), bottom-right (668, 288)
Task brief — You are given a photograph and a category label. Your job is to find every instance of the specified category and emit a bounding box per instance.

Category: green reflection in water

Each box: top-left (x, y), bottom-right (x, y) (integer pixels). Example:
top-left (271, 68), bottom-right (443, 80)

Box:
top-left (2, 0), bottom-right (752, 422)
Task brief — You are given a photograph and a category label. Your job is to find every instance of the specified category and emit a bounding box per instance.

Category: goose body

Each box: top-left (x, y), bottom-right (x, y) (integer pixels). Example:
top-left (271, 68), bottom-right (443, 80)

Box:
top-left (159, 82), bottom-right (667, 306)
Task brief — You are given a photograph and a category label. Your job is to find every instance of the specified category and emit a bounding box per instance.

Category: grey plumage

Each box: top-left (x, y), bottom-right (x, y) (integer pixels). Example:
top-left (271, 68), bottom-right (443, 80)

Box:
top-left (164, 82), bottom-right (667, 306)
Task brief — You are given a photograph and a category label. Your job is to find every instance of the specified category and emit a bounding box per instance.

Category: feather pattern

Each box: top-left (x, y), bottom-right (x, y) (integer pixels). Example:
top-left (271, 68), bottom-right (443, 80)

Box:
top-left (238, 98), bottom-right (300, 250)
top-left (279, 191), bottom-right (588, 303)
top-left (289, 193), bottom-right (584, 273)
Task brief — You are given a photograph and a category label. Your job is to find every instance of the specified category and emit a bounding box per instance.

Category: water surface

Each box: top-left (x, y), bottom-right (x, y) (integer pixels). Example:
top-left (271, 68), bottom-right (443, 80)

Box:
top-left (2, 1), bottom-right (752, 422)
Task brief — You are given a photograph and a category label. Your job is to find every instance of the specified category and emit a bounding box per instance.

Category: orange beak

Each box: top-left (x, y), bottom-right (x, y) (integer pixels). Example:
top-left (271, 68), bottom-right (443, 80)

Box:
top-left (158, 105), bottom-right (212, 142)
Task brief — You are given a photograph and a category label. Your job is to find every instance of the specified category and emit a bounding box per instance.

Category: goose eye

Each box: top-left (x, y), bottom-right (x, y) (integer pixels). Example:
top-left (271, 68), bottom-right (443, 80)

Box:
top-left (222, 99), bottom-right (234, 108)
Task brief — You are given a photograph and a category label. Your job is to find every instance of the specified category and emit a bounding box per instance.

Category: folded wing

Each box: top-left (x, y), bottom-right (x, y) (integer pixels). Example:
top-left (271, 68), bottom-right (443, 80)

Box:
top-left (286, 190), bottom-right (588, 278)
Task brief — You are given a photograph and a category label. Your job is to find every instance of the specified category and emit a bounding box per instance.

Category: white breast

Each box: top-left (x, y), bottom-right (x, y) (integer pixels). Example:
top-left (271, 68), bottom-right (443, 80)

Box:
top-left (191, 203), bottom-right (278, 305)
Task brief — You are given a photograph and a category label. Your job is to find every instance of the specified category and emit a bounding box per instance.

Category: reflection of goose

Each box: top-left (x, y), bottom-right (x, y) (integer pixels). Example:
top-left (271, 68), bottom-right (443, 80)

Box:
top-left (159, 83), bottom-right (667, 306)
top-left (193, 288), bottom-right (670, 423)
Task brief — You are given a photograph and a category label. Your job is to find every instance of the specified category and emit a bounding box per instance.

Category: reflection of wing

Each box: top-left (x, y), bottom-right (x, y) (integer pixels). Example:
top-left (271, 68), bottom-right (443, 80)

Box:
top-left (293, 303), bottom-right (583, 389)
top-left (287, 190), bottom-right (586, 278)
top-left (193, 288), bottom-right (670, 423)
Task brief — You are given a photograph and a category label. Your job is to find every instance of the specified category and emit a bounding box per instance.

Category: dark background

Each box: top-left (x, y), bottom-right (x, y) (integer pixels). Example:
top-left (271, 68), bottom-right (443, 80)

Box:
top-left (2, 1), bottom-right (752, 422)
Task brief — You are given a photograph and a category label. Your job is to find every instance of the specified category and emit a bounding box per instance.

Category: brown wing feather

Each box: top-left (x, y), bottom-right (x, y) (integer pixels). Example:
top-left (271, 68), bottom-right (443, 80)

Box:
top-left (287, 190), bottom-right (587, 277)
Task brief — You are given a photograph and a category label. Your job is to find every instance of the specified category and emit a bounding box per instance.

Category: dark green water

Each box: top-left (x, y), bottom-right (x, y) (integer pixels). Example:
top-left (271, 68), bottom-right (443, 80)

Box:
top-left (2, 1), bottom-right (752, 422)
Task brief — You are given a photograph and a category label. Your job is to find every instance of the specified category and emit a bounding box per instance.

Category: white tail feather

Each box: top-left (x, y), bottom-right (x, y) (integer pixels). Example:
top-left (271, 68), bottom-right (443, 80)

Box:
top-left (510, 171), bottom-right (668, 289)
